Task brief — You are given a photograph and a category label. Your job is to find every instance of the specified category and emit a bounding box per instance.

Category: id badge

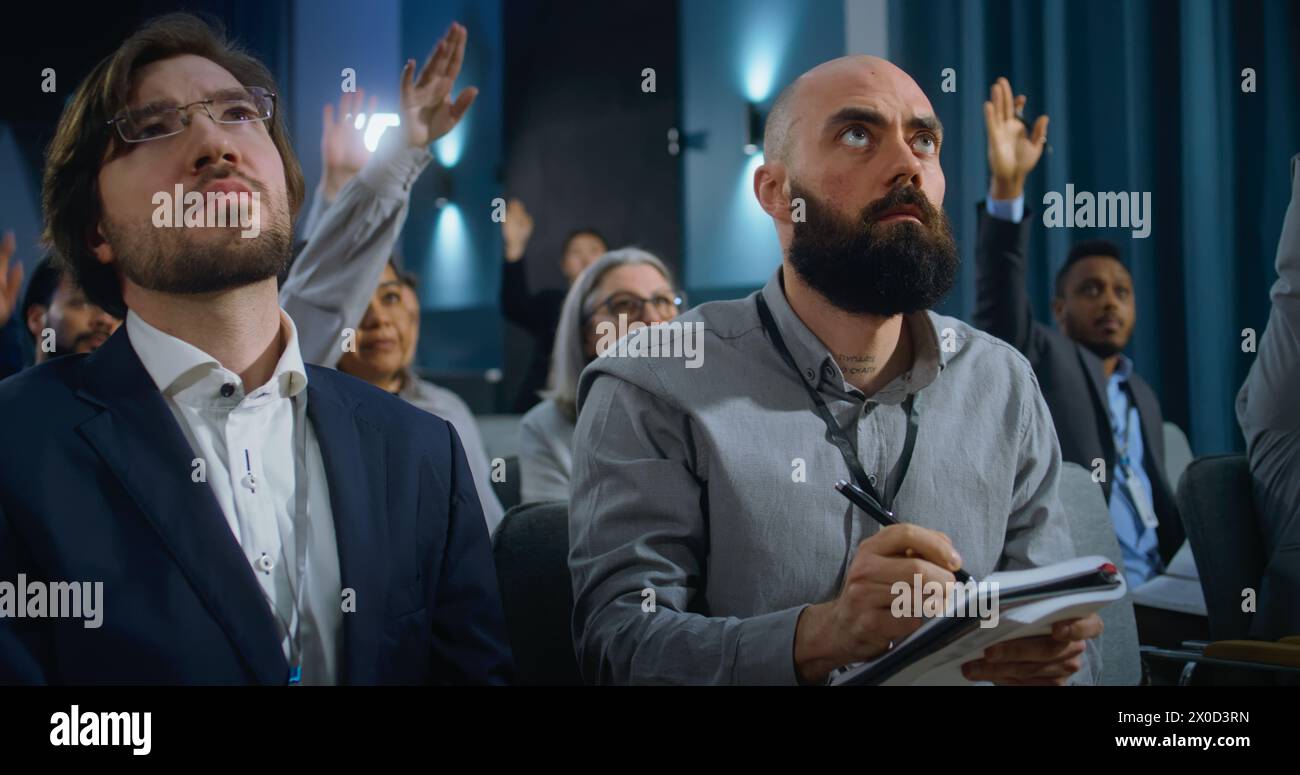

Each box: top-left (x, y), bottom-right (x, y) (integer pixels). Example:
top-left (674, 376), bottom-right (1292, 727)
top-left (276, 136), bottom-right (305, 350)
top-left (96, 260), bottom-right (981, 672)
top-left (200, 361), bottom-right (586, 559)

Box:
top-left (1123, 466), bottom-right (1160, 530)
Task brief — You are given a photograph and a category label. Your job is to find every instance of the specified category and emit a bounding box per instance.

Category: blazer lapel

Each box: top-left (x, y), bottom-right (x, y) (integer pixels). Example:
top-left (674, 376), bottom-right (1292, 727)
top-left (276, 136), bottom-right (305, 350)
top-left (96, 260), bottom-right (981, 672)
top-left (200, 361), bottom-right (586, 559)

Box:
top-left (73, 330), bottom-right (288, 684)
top-left (1129, 380), bottom-right (1184, 561)
top-left (305, 368), bottom-right (387, 685)
top-left (1075, 344), bottom-right (1116, 499)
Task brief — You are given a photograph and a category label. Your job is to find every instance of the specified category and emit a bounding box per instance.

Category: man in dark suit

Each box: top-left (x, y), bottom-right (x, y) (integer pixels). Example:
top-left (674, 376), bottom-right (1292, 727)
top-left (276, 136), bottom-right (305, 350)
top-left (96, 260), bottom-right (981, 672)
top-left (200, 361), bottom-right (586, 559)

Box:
top-left (972, 79), bottom-right (1184, 598)
top-left (0, 14), bottom-right (511, 684)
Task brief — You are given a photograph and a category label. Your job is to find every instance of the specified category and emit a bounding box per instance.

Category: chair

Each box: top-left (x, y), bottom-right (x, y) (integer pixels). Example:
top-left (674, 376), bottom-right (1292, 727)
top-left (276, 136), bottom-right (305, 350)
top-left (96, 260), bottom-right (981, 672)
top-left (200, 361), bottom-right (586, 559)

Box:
top-left (1162, 421), bottom-right (1194, 493)
top-left (491, 500), bottom-right (582, 685)
top-left (1139, 454), bottom-right (1300, 684)
top-left (1174, 455), bottom-right (1266, 641)
top-left (490, 455), bottom-right (521, 514)
top-left (476, 413), bottom-right (523, 461)
top-left (1058, 462), bottom-right (1142, 685)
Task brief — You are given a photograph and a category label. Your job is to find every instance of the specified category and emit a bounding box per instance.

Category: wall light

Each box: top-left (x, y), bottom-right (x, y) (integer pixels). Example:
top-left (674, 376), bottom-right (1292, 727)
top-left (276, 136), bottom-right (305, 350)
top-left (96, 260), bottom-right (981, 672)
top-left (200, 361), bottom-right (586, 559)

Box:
top-left (435, 122), bottom-right (466, 167)
top-left (352, 112), bottom-right (402, 153)
top-left (744, 102), bottom-right (765, 155)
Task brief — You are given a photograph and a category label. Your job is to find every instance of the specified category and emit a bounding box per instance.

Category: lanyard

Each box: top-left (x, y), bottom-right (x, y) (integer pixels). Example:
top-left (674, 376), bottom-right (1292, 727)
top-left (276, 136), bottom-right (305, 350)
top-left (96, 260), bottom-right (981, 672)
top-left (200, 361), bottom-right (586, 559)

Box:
top-left (263, 392), bottom-right (312, 685)
top-left (755, 294), bottom-right (919, 512)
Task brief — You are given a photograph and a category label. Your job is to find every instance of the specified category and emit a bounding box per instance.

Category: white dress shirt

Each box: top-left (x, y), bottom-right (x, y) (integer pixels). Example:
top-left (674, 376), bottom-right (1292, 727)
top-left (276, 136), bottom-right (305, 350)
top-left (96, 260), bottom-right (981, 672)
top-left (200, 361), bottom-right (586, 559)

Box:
top-left (126, 308), bottom-right (342, 684)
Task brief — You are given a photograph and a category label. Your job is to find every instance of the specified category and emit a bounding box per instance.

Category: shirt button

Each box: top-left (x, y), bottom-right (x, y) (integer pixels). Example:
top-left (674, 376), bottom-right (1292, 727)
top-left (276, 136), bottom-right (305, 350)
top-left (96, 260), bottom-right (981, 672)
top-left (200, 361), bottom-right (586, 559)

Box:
top-left (256, 553), bottom-right (274, 573)
top-left (220, 383), bottom-right (236, 398)
top-left (804, 368), bottom-right (815, 381)
top-left (241, 473), bottom-right (257, 491)
top-left (868, 474), bottom-right (878, 486)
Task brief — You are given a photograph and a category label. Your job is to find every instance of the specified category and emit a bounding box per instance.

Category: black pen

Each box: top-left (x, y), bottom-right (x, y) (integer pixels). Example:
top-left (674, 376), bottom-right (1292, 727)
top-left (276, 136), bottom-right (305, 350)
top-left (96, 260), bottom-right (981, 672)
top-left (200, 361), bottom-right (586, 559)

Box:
top-left (834, 479), bottom-right (974, 583)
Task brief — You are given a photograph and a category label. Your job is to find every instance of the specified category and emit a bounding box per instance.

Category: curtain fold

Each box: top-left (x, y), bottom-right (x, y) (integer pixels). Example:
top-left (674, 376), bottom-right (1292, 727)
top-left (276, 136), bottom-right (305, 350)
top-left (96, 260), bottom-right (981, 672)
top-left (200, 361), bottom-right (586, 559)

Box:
top-left (889, 0), bottom-right (1300, 454)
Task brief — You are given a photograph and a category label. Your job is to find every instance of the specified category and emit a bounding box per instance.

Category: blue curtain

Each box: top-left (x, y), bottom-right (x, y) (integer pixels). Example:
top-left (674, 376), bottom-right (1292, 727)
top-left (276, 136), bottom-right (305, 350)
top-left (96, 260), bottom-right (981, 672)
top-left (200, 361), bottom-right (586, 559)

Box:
top-left (889, 0), bottom-right (1300, 455)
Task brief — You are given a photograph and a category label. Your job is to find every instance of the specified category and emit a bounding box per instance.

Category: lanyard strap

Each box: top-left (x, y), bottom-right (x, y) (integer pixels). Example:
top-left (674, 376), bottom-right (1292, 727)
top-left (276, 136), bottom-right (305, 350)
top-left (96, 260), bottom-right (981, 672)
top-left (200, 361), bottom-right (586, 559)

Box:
top-left (268, 393), bottom-right (311, 685)
top-left (755, 294), bottom-right (919, 512)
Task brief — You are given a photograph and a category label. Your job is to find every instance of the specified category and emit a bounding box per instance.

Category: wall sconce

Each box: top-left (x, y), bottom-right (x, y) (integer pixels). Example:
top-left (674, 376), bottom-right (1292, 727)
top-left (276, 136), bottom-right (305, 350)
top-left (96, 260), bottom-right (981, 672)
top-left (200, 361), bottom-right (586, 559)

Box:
top-left (667, 127), bottom-right (709, 156)
top-left (744, 101), bottom-right (765, 155)
top-left (353, 112), bottom-right (401, 153)
top-left (431, 164), bottom-right (454, 208)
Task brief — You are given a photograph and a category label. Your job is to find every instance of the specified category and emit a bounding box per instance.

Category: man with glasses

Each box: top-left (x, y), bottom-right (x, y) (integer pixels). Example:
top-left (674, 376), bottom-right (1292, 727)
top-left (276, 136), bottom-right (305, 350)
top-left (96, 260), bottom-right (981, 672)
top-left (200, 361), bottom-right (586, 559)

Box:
top-left (0, 14), bottom-right (511, 685)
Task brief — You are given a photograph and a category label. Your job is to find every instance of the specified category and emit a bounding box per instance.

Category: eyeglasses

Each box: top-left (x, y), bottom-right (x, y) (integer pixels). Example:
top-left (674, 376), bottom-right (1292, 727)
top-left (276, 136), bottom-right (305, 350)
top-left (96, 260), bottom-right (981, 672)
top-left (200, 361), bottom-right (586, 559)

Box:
top-left (106, 86), bottom-right (276, 144)
top-left (584, 290), bottom-right (684, 322)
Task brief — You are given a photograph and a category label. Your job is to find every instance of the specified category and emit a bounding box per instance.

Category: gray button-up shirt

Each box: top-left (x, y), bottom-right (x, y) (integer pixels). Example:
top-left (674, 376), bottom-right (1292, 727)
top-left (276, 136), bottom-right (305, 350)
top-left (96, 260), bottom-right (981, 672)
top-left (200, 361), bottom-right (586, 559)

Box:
top-left (1236, 153), bottom-right (1300, 639)
top-left (569, 267), bottom-right (1094, 685)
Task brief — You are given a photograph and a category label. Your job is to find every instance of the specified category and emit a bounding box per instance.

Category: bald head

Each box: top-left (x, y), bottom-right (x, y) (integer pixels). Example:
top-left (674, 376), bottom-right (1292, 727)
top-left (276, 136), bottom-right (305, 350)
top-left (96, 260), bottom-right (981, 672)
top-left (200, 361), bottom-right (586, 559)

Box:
top-left (763, 56), bottom-right (937, 168)
top-left (753, 54), bottom-right (947, 252)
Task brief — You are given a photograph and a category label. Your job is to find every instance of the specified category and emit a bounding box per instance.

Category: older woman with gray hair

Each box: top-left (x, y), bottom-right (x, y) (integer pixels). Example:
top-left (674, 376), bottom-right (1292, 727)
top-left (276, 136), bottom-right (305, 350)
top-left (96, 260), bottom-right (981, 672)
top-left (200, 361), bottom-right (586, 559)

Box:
top-left (518, 248), bottom-right (683, 503)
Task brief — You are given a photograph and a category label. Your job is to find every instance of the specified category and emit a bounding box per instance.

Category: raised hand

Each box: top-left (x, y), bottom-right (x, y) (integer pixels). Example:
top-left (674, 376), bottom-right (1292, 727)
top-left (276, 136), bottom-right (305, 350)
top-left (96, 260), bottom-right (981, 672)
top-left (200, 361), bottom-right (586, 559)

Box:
top-left (502, 198), bottom-right (534, 262)
top-left (0, 232), bottom-right (25, 325)
top-left (321, 89), bottom-right (377, 201)
top-left (401, 22), bottom-right (478, 150)
top-left (984, 77), bottom-right (1048, 200)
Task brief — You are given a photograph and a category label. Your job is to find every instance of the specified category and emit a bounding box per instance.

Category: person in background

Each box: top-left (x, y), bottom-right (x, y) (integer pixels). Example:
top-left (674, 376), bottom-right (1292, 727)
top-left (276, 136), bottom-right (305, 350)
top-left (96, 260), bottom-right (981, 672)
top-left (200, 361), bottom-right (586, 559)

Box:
top-left (500, 197), bottom-right (607, 412)
top-left (0, 232), bottom-right (24, 379)
top-left (1236, 152), bottom-right (1300, 643)
top-left (338, 258), bottom-right (506, 534)
top-left (973, 78), bottom-right (1183, 596)
top-left (518, 247), bottom-right (681, 504)
top-left (274, 24), bottom-right (504, 533)
top-left (280, 26), bottom-right (477, 368)
top-left (0, 238), bottom-right (121, 377)
top-left (23, 255), bottom-right (121, 363)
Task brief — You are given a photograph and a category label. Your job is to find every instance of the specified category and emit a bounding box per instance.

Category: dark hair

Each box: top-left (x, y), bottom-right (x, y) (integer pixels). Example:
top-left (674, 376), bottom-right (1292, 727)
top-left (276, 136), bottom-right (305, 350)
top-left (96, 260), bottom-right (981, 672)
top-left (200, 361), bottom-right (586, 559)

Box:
top-left (42, 12), bottom-right (306, 319)
top-left (562, 228), bottom-right (608, 255)
top-left (21, 255), bottom-right (64, 323)
top-left (387, 256), bottom-right (419, 290)
top-left (1055, 239), bottom-right (1126, 298)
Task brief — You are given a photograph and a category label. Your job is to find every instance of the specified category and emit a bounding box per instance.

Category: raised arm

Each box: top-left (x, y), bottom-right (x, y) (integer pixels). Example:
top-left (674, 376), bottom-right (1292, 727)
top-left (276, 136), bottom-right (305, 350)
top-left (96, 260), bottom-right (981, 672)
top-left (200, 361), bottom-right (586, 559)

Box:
top-left (500, 198), bottom-right (558, 330)
top-left (0, 232), bottom-right (26, 379)
top-left (972, 77), bottom-right (1050, 355)
top-left (282, 22), bottom-right (477, 367)
top-left (1239, 153), bottom-right (1300, 438)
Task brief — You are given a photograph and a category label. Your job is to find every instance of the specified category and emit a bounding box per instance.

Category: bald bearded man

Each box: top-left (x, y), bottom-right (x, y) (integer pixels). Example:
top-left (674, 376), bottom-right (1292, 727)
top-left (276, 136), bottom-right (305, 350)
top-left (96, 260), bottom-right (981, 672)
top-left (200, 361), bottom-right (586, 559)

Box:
top-left (567, 56), bottom-right (1103, 685)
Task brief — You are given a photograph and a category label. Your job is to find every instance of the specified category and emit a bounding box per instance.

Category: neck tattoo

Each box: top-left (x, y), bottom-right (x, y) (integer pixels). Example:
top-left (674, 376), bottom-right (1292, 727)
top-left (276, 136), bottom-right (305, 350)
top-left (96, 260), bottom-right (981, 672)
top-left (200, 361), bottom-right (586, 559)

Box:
top-left (834, 353), bottom-right (878, 378)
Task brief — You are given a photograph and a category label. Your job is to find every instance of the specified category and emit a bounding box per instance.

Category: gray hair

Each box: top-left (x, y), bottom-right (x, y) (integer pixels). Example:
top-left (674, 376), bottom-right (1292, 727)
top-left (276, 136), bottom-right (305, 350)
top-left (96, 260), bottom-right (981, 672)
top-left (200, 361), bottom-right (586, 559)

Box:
top-left (542, 247), bottom-right (676, 422)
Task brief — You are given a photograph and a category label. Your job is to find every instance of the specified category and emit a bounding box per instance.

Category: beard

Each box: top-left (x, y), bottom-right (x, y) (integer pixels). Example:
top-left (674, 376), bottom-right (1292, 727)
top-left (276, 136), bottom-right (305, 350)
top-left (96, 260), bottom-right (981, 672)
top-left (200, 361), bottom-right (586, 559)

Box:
top-left (786, 182), bottom-right (958, 316)
top-left (1078, 337), bottom-right (1123, 360)
top-left (103, 179), bottom-right (292, 296)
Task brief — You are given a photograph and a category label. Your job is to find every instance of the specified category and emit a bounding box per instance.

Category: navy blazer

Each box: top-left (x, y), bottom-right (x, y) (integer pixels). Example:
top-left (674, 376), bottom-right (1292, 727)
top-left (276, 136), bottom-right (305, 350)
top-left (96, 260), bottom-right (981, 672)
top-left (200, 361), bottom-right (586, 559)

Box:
top-left (0, 327), bottom-right (513, 684)
top-left (973, 204), bottom-right (1185, 565)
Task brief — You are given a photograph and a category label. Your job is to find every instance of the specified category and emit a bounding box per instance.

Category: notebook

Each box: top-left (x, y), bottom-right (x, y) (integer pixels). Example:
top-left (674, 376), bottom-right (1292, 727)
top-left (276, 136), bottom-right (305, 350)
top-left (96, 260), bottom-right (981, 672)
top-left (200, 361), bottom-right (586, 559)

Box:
top-left (830, 556), bottom-right (1127, 686)
top-left (1130, 541), bottom-right (1208, 617)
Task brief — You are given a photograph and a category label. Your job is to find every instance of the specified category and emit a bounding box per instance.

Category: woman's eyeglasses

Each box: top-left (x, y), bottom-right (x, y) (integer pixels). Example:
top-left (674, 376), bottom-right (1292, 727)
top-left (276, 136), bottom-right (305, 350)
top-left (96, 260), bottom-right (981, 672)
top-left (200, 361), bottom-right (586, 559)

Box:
top-left (584, 290), bottom-right (684, 322)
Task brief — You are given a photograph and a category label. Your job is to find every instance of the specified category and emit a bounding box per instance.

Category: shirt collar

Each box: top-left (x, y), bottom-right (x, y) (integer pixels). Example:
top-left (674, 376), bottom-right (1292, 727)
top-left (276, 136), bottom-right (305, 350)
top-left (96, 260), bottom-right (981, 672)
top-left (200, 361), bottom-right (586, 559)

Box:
top-left (759, 267), bottom-right (946, 402)
top-left (1110, 353), bottom-right (1134, 383)
top-left (126, 307), bottom-right (309, 402)
top-left (397, 365), bottom-right (424, 401)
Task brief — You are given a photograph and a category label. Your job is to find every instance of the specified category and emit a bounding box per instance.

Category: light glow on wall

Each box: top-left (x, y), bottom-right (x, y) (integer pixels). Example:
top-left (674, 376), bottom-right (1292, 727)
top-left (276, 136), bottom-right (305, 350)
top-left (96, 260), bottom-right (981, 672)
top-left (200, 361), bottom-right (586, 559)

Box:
top-left (435, 121), bottom-right (466, 167)
top-left (354, 112), bottom-right (401, 152)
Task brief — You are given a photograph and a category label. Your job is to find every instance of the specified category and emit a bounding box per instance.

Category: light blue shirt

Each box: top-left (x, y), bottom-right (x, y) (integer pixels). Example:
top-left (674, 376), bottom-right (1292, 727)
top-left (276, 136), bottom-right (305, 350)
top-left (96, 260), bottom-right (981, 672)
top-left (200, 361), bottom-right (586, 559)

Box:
top-left (1106, 356), bottom-right (1163, 586)
top-left (987, 193), bottom-right (1163, 585)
